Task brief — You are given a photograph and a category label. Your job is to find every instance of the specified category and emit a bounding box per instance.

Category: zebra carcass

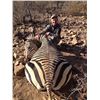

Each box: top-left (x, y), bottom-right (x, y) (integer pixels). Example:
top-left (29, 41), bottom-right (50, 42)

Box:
top-left (25, 35), bottom-right (72, 100)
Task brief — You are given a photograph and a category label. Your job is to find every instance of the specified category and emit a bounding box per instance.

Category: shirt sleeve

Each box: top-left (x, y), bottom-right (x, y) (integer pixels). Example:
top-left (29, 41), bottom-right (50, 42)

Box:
top-left (40, 25), bottom-right (51, 35)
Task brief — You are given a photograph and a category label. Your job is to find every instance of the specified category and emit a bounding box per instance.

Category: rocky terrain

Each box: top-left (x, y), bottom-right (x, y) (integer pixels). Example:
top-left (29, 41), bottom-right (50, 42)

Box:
top-left (13, 1), bottom-right (87, 100)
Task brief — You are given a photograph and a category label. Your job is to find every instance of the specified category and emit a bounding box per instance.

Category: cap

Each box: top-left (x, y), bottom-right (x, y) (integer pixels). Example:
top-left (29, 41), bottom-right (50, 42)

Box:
top-left (51, 14), bottom-right (58, 19)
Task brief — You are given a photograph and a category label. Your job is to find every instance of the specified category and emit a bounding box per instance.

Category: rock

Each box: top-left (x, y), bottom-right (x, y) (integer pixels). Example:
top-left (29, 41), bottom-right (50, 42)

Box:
top-left (14, 63), bottom-right (25, 76)
top-left (15, 61), bottom-right (20, 66)
top-left (61, 16), bottom-right (67, 21)
top-left (71, 34), bottom-right (76, 38)
top-left (28, 26), bottom-right (34, 33)
top-left (13, 53), bottom-right (18, 59)
top-left (71, 37), bottom-right (77, 45)
top-left (20, 28), bottom-right (24, 33)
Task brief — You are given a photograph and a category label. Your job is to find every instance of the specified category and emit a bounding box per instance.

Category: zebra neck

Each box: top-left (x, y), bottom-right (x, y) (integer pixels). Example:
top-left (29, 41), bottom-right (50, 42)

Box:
top-left (41, 37), bottom-right (55, 50)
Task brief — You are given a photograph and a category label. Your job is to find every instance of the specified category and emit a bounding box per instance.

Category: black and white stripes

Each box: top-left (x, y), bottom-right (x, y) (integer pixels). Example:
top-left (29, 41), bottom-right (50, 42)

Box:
top-left (25, 35), bottom-right (72, 100)
top-left (25, 61), bottom-right (45, 90)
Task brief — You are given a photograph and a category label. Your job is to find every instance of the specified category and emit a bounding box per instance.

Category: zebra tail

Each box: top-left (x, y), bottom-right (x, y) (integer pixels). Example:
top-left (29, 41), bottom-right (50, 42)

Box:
top-left (46, 84), bottom-right (52, 100)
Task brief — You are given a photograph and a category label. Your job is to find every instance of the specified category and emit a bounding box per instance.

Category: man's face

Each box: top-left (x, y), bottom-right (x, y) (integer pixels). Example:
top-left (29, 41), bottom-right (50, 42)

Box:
top-left (51, 18), bottom-right (58, 26)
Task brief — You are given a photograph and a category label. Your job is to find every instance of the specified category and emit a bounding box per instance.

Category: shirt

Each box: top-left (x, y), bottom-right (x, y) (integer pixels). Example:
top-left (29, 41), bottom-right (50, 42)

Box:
top-left (40, 23), bottom-right (61, 44)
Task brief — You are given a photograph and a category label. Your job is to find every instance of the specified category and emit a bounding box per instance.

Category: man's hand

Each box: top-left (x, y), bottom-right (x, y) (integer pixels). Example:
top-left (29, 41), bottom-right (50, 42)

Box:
top-left (45, 32), bottom-right (50, 36)
top-left (34, 33), bottom-right (40, 40)
top-left (45, 32), bottom-right (54, 40)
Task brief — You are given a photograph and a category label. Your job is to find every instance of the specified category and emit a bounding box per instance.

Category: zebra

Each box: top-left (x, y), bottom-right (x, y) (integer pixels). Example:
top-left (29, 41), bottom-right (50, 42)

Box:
top-left (25, 35), bottom-right (72, 100)
top-left (24, 38), bottom-right (41, 61)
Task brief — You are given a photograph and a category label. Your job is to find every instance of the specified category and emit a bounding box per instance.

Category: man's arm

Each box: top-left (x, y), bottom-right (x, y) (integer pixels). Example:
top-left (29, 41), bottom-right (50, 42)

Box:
top-left (49, 26), bottom-right (61, 39)
top-left (40, 25), bottom-right (51, 35)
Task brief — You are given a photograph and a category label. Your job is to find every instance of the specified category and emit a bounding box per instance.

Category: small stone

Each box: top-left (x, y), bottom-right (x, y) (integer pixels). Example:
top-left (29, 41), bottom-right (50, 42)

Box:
top-left (28, 27), bottom-right (34, 33)
top-left (14, 63), bottom-right (24, 76)
top-left (13, 53), bottom-right (17, 59)
top-left (15, 61), bottom-right (20, 66)
top-left (71, 37), bottom-right (77, 45)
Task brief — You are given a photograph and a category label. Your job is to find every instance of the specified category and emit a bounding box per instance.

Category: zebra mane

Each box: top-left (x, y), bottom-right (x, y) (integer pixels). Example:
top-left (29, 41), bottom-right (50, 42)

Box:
top-left (40, 35), bottom-right (56, 49)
